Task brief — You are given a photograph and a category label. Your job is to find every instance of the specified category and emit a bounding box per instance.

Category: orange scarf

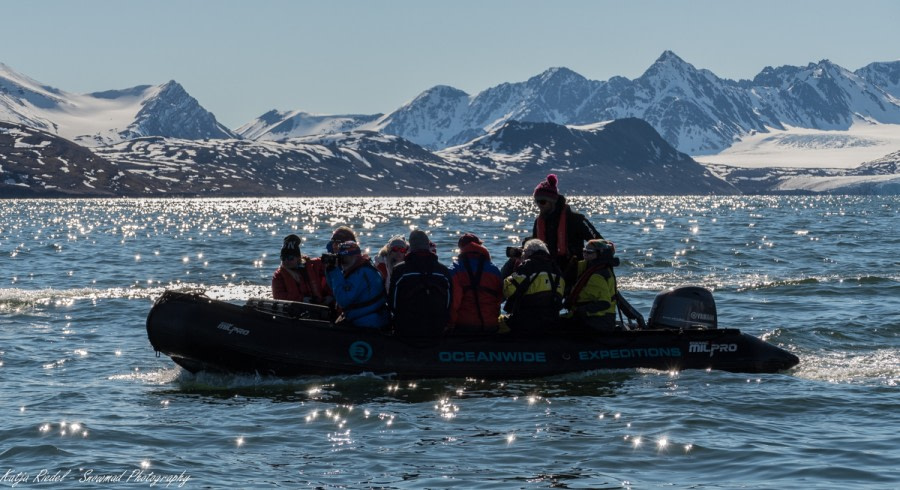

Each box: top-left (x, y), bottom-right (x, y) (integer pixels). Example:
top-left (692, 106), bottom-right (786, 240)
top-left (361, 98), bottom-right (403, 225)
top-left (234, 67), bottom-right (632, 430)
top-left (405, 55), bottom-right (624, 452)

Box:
top-left (536, 204), bottom-right (569, 257)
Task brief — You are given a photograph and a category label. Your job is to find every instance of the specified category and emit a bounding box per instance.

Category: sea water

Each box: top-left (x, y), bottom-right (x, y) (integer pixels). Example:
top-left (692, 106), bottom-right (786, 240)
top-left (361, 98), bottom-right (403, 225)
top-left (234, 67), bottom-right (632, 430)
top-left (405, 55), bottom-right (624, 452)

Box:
top-left (0, 196), bottom-right (898, 489)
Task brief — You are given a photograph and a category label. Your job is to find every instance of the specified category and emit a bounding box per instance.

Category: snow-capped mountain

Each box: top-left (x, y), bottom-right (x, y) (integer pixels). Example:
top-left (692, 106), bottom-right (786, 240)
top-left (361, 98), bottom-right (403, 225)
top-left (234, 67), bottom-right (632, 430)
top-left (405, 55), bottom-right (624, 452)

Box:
top-left (4, 54), bottom-right (900, 197)
top-left (361, 52), bottom-right (900, 156)
top-left (369, 70), bottom-right (607, 151)
top-left (0, 63), bottom-right (235, 147)
top-left (589, 51), bottom-right (771, 154)
top-left (748, 60), bottom-right (900, 129)
top-left (236, 110), bottom-right (381, 141)
top-left (855, 61), bottom-right (900, 99)
top-left (367, 85), bottom-right (474, 149)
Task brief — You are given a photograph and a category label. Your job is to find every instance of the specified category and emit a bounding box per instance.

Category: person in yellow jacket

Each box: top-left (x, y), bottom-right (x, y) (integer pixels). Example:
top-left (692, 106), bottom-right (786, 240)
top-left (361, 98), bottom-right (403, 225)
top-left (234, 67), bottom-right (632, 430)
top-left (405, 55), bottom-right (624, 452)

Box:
top-left (562, 239), bottom-right (620, 332)
top-left (500, 239), bottom-right (565, 334)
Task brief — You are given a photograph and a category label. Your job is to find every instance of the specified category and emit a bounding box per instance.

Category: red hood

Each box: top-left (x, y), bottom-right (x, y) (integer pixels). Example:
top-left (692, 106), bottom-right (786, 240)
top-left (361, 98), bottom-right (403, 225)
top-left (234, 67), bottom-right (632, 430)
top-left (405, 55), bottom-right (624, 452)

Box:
top-left (459, 242), bottom-right (491, 261)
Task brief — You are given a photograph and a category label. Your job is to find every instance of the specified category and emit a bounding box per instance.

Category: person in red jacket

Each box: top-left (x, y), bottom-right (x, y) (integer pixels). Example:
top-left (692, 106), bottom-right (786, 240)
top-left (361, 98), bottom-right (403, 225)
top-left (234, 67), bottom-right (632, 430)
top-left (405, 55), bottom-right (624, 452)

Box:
top-left (449, 233), bottom-right (503, 333)
top-left (271, 234), bottom-right (332, 306)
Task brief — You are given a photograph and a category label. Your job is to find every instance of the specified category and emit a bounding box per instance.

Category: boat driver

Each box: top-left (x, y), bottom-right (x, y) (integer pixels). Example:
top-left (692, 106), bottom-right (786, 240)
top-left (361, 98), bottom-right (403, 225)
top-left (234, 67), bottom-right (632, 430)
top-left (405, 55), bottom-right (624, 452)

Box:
top-left (272, 234), bottom-right (333, 306)
top-left (531, 173), bottom-right (603, 274)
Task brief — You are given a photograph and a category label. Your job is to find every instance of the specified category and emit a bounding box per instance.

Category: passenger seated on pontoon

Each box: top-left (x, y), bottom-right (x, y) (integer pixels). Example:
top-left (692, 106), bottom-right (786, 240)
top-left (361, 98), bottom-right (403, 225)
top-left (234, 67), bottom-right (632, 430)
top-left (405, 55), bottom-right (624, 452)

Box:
top-left (374, 236), bottom-right (408, 292)
top-left (499, 239), bottom-right (565, 334)
top-left (449, 233), bottom-right (502, 334)
top-left (271, 234), bottom-right (333, 306)
top-left (561, 239), bottom-right (620, 332)
top-left (388, 230), bottom-right (452, 337)
top-left (324, 241), bottom-right (390, 329)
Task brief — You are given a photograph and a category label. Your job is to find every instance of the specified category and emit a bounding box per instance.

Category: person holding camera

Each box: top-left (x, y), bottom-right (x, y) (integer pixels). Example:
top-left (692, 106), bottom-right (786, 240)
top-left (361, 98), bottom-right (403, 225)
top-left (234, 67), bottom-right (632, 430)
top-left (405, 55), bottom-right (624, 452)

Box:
top-left (326, 226), bottom-right (358, 255)
top-left (500, 236), bottom-right (537, 280)
top-left (500, 239), bottom-right (565, 334)
top-left (449, 233), bottom-right (502, 333)
top-left (561, 239), bottom-right (621, 332)
top-left (532, 174), bottom-right (602, 272)
top-left (323, 240), bottom-right (390, 329)
top-left (272, 234), bottom-right (333, 306)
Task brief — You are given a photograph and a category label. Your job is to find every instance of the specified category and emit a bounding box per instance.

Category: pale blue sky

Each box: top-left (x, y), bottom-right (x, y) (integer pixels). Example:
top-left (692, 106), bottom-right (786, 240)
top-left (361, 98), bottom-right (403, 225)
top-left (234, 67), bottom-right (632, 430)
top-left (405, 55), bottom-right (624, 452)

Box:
top-left (3, 0), bottom-right (899, 128)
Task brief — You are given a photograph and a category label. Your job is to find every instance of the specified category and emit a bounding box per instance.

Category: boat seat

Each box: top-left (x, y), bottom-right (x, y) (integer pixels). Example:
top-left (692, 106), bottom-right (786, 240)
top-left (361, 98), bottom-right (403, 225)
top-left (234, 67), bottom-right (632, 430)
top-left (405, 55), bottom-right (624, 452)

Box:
top-left (245, 298), bottom-right (332, 321)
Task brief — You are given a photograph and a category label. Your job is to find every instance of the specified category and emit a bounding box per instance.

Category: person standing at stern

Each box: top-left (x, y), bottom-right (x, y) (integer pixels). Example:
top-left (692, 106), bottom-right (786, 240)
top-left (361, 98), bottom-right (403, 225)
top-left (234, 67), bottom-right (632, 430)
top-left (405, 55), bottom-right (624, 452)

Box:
top-left (532, 174), bottom-right (602, 272)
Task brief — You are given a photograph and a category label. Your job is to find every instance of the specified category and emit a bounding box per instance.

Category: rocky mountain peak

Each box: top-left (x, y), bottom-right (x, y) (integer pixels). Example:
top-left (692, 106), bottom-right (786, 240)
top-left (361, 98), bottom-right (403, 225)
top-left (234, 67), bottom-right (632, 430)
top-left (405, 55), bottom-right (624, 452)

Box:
top-left (124, 80), bottom-right (236, 140)
top-left (412, 85), bottom-right (470, 103)
top-left (529, 67), bottom-right (585, 85)
top-left (647, 50), bottom-right (695, 73)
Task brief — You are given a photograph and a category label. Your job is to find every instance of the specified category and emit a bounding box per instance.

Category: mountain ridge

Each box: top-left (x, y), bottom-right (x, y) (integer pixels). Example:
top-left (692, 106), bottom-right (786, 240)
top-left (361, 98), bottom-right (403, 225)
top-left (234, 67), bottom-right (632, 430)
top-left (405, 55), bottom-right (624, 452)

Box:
top-left (3, 53), bottom-right (899, 159)
top-left (1, 70), bottom-right (235, 146)
top-left (2, 54), bottom-right (900, 197)
top-left (237, 51), bottom-right (899, 157)
top-left (2, 118), bottom-right (740, 197)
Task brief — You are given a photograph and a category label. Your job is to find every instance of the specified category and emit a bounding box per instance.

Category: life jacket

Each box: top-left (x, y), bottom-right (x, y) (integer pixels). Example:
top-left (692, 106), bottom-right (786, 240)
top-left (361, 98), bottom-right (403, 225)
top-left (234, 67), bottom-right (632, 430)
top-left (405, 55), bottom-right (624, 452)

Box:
top-left (534, 196), bottom-right (603, 271)
top-left (565, 260), bottom-right (617, 321)
top-left (502, 252), bottom-right (565, 332)
top-left (375, 260), bottom-right (389, 286)
top-left (390, 251), bottom-right (452, 337)
top-left (450, 244), bottom-right (502, 331)
top-left (535, 204), bottom-right (569, 259)
top-left (272, 257), bottom-right (327, 304)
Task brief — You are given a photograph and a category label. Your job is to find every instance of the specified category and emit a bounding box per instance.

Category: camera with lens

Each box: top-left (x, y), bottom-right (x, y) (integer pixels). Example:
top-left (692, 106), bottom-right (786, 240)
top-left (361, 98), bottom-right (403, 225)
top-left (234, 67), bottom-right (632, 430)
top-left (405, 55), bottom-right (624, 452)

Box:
top-left (505, 246), bottom-right (523, 258)
top-left (320, 253), bottom-right (339, 268)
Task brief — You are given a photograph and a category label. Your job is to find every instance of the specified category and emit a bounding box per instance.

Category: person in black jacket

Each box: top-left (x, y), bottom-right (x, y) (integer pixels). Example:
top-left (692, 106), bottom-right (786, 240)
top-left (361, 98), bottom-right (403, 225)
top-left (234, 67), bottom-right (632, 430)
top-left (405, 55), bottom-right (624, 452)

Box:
top-left (531, 173), bottom-right (602, 273)
top-left (388, 230), bottom-right (452, 337)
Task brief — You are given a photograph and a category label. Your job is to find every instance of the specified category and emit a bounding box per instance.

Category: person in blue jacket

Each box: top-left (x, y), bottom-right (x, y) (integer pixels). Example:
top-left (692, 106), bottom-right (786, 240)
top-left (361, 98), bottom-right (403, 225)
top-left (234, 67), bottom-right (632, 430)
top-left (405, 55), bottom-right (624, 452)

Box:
top-left (325, 241), bottom-right (390, 329)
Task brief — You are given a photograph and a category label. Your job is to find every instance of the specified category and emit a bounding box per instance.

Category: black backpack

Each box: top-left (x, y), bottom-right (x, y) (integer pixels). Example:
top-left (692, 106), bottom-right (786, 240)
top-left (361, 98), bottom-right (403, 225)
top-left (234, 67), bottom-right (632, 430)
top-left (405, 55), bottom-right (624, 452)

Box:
top-left (392, 260), bottom-right (451, 337)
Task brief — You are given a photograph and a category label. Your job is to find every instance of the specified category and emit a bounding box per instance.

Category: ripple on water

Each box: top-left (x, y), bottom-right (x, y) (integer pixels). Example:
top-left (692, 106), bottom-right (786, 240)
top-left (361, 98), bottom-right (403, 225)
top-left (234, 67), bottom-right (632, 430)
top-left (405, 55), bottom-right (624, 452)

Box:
top-left (0, 443), bottom-right (75, 461)
top-left (2, 196), bottom-right (899, 488)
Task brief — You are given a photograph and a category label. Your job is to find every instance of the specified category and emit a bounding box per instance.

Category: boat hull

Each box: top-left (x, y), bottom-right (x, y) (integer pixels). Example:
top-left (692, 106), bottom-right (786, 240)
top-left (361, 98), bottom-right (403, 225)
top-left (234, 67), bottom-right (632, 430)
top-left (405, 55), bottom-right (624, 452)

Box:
top-left (146, 291), bottom-right (799, 378)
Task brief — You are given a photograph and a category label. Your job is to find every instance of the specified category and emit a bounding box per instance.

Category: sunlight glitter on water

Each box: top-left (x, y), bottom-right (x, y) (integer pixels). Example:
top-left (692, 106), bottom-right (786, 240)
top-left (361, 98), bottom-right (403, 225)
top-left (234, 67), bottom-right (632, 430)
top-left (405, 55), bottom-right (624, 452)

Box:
top-left (6, 196), bottom-right (892, 298)
top-left (794, 349), bottom-right (900, 385)
top-left (3, 196), bottom-right (898, 488)
top-left (108, 367), bottom-right (182, 385)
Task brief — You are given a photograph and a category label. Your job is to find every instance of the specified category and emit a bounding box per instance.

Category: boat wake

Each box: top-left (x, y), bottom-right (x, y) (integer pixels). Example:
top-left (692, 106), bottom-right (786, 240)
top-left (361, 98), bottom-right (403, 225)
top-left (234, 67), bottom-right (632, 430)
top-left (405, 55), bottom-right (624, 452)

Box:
top-left (0, 283), bottom-right (271, 313)
top-left (791, 348), bottom-right (900, 386)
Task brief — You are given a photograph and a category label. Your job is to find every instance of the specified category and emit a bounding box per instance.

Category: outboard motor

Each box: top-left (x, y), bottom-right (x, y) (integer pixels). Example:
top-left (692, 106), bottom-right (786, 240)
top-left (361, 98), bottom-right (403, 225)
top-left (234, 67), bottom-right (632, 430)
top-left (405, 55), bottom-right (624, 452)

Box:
top-left (648, 286), bottom-right (717, 329)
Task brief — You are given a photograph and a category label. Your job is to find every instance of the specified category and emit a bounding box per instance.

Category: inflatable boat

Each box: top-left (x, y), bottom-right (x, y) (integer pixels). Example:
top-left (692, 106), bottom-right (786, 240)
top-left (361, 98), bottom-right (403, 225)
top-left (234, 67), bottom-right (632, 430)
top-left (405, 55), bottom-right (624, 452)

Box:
top-left (146, 288), bottom-right (799, 378)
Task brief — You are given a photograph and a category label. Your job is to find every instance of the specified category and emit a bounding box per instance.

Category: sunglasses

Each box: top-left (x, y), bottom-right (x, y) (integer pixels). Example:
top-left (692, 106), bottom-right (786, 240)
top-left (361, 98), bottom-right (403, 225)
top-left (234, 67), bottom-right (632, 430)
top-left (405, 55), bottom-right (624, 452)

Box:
top-left (535, 199), bottom-right (551, 205)
top-left (390, 246), bottom-right (408, 254)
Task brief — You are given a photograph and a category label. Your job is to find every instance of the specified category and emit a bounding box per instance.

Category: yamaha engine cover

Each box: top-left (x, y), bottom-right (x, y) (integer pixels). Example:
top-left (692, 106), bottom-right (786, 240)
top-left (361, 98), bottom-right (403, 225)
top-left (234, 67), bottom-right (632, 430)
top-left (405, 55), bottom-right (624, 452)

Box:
top-left (648, 287), bottom-right (717, 329)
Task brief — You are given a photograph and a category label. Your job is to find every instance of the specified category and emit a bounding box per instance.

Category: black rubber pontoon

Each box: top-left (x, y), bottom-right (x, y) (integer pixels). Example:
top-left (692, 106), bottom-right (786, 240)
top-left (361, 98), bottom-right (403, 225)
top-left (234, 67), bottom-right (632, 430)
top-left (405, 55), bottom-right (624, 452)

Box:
top-left (146, 290), bottom-right (799, 378)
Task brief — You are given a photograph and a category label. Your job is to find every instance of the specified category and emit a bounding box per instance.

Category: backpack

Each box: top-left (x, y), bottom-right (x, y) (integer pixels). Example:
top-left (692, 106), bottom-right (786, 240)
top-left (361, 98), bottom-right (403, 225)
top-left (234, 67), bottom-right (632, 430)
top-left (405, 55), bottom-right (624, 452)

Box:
top-left (392, 259), bottom-right (451, 337)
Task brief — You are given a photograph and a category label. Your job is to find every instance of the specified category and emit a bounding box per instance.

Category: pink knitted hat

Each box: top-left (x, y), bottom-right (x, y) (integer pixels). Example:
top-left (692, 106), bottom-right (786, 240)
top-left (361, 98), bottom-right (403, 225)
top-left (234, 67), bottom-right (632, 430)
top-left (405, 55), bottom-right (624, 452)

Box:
top-left (533, 174), bottom-right (560, 202)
